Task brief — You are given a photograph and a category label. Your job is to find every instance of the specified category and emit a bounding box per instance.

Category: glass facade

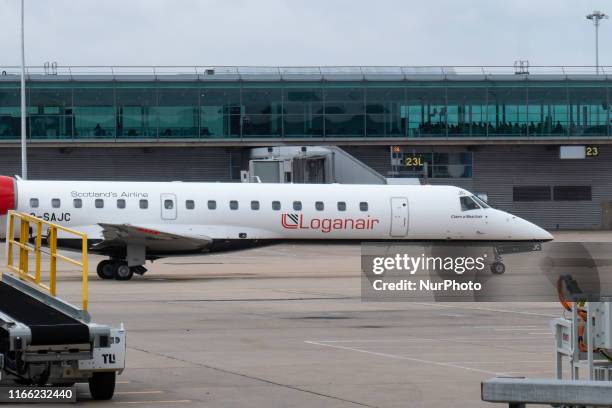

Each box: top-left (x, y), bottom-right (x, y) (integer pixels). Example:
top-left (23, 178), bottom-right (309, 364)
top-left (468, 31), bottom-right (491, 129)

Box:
top-left (0, 79), bottom-right (610, 140)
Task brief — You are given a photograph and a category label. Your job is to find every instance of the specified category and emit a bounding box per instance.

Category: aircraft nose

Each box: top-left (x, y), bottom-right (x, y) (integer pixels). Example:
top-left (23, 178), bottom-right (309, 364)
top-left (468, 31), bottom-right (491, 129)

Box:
top-left (529, 222), bottom-right (554, 242)
top-left (492, 209), bottom-right (553, 241)
top-left (514, 214), bottom-right (553, 241)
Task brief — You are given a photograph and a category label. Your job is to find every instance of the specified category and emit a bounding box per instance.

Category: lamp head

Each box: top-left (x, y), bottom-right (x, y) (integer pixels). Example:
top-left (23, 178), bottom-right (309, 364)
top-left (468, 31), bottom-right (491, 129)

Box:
top-left (587, 11), bottom-right (608, 20)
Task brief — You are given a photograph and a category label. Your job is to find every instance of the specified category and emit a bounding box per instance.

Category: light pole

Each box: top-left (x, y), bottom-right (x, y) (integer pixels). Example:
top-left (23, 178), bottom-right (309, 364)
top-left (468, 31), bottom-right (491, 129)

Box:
top-left (586, 10), bottom-right (608, 75)
top-left (19, 0), bottom-right (27, 179)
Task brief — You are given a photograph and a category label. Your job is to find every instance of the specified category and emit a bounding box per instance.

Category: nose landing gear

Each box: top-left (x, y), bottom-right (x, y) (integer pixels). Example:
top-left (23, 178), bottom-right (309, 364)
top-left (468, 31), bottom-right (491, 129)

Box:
top-left (489, 242), bottom-right (544, 275)
top-left (490, 261), bottom-right (506, 275)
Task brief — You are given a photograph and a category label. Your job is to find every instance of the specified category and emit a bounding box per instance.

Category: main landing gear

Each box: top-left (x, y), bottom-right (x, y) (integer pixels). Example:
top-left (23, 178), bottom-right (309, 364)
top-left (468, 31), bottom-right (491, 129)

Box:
top-left (96, 260), bottom-right (147, 281)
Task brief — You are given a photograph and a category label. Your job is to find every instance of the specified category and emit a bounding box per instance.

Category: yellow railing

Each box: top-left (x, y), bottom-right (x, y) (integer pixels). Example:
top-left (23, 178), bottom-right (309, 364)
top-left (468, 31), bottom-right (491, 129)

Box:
top-left (5, 211), bottom-right (89, 311)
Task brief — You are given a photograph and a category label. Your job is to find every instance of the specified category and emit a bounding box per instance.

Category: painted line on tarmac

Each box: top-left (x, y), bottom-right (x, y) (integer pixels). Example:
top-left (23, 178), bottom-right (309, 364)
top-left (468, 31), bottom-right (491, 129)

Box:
top-left (310, 336), bottom-right (551, 343)
top-left (494, 327), bottom-right (544, 331)
top-left (444, 360), bottom-right (551, 365)
top-left (309, 339), bottom-right (416, 343)
top-left (115, 391), bottom-right (164, 395)
top-left (305, 340), bottom-right (506, 376)
top-left (472, 325), bottom-right (540, 329)
top-left (503, 370), bottom-right (556, 375)
top-left (129, 345), bottom-right (377, 408)
top-left (167, 296), bottom-right (353, 302)
top-left (116, 400), bottom-right (191, 404)
top-left (413, 302), bottom-right (558, 317)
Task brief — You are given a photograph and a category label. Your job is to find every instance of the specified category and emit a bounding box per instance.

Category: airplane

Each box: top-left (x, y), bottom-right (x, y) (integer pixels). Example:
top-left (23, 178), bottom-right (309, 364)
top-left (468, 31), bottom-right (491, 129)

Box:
top-left (0, 176), bottom-right (553, 281)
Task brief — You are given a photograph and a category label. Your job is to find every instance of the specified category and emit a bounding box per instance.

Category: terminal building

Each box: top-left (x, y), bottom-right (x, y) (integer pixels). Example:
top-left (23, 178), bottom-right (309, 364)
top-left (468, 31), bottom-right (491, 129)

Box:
top-left (0, 65), bottom-right (611, 230)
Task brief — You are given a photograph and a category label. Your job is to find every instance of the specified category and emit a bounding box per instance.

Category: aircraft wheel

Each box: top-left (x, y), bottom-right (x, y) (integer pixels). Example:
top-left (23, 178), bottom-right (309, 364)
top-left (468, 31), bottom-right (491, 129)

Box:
top-left (97, 260), bottom-right (115, 280)
top-left (89, 371), bottom-right (115, 400)
top-left (113, 262), bottom-right (134, 281)
top-left (491, 262), bottom-right (506, 275)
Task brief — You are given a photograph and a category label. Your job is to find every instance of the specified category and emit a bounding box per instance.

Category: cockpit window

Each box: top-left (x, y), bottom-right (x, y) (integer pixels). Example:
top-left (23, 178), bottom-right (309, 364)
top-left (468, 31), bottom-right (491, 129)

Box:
top-left (460, 196), bottom-right (480, 211)
top-left (472, 195), bottom-right (490, 208)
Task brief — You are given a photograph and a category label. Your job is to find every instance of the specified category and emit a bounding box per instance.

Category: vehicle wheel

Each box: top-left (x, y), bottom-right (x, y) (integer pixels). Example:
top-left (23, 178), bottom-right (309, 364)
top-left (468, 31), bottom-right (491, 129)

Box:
top-left (113, 262), bottom-right (134, 281)
top-left (491, 262), bottom-right (506, 275)
top-left (89, 371), bottom-right (115, 400)
top-left (97, 260), bottom-right (115, 280)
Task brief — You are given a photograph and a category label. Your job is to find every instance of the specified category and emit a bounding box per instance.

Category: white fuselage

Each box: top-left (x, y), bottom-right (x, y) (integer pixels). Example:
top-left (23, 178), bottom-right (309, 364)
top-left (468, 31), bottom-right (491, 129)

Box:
top-left (6, 180), bottom-right (552, 243)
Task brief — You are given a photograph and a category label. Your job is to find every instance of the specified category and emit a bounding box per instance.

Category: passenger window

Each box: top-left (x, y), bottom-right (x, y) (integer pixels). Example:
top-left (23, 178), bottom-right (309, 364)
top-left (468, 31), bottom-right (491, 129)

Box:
top-left (359, 202), bottom-right (368, 212)
top-left (293, 201), bottom-right (302, 211)
top-left (251, 200), bottom-right (260, 210)
top-left (272, 201), bottom-right (281, 211)
top-left (117, 199), bottom-right (126, 209)
top-left (95, 199), bottom-right (104, 209)
top-left (337, 201), bottom-right (346, 211)
top-left (315, 201), bottom-right (324, 211)
top-left (186, 200), bottom-right (195, 210)
top-left (51, 198), bottom-right (61, 208)
top-left (208, 200), bottom-right (216, 210)
top-left (460, 196), bottom-right (480, 211)
top-left (230, 200), bottom-right (239, 210)
top-left (164, 200), bottom-right (174, 210)
top-left (73, 199), bottom-right (82, 209)
top-left (30, 198), bottom-right (39, 208)
top-left (139, 199), bottom-right (148, 209)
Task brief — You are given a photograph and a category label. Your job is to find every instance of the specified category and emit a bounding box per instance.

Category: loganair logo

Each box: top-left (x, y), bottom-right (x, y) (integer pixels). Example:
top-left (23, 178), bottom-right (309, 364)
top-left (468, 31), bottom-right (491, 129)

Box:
top-left (281, 213), bottom-right (300, 229)
top-left (281, 213), bottom-right (380, 234)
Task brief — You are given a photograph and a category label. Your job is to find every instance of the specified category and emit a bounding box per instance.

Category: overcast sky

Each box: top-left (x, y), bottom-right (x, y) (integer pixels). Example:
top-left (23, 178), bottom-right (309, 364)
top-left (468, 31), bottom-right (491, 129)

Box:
top-left (0, 0), bottom-right (611, 67)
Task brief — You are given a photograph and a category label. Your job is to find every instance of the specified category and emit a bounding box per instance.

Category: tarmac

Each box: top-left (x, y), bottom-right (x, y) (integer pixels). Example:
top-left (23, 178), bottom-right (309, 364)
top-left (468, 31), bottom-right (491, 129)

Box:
top-left (3, 231), bottom-right (612, 407)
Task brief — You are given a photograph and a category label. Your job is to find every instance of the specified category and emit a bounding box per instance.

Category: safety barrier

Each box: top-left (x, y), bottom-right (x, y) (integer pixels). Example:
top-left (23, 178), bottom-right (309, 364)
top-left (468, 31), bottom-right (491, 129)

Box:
top-left (5, 211), bottom-right (89, 311)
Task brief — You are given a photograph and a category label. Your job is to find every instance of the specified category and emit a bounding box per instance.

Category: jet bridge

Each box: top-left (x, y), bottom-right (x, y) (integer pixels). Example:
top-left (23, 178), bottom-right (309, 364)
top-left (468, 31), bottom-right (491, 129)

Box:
top-left (0, 211), bottom-right (126, 400)
top-left (246, 146), bottom-right (389, 184)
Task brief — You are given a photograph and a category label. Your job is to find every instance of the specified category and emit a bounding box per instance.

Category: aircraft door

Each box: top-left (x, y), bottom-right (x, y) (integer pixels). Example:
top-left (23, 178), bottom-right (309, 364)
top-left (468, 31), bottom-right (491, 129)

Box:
top-left (160, 193), bottom-right (177, 220)
top-left (390, 197), bottom-right (409, 237)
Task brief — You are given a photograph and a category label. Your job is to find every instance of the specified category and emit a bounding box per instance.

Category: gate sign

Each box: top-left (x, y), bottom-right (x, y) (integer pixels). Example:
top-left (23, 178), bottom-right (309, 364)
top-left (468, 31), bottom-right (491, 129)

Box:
top-left (560, 146), bottom-right (586, 160)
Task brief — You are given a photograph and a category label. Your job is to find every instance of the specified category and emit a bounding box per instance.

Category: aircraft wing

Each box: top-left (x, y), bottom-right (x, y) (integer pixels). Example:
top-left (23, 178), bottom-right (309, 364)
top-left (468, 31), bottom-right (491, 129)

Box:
top-left (93, 223), bottom-right (213, 254)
